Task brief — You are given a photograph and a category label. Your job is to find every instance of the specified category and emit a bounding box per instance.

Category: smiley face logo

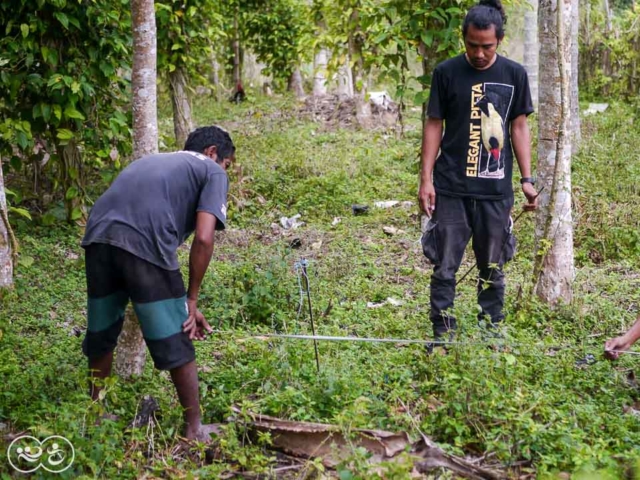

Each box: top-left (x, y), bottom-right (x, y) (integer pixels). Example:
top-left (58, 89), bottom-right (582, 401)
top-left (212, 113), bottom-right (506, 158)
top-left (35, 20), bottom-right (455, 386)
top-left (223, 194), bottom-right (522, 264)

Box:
top-left (7, 435), bottom-right (75, 473)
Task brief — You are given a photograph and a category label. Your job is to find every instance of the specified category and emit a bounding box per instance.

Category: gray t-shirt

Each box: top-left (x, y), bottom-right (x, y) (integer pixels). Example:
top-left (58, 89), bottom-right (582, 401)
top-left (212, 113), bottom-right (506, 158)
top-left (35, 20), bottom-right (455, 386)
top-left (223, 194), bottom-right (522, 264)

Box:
top-left (82, 151), bottom-right (228, 270)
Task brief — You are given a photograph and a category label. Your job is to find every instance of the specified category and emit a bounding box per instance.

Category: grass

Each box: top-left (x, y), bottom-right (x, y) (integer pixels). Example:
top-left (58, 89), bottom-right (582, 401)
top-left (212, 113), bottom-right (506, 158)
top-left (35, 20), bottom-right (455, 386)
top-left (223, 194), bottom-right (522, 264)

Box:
top-left (1, 94), bottom-right (640, 478)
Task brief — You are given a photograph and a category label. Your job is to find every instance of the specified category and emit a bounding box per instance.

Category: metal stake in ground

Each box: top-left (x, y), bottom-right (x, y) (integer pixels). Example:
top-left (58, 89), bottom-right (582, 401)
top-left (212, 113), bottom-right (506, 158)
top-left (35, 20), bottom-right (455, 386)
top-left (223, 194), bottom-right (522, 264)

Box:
top-left (300, 260), bottom-right (321, 373)
top-left (456, 187), bottom-right (545, 286)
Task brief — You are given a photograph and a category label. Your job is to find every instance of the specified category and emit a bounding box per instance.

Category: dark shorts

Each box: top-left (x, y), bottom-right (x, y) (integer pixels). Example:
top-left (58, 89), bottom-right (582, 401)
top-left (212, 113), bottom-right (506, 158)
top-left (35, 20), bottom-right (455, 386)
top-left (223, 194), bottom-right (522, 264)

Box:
top-left (83, 243), bottom-right (195, 370)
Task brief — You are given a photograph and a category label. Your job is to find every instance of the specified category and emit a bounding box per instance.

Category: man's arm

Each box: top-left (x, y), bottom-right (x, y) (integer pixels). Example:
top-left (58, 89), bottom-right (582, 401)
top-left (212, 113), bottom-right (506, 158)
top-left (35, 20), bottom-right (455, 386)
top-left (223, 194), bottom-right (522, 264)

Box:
top-left (183, 211), bottom-right (217, 339)
top-left (511, 114), bottom-right (538, 211)
top-left (605, 316), bottom-right (640, 360)
top-left (418, 117), bottom-right (443, 216)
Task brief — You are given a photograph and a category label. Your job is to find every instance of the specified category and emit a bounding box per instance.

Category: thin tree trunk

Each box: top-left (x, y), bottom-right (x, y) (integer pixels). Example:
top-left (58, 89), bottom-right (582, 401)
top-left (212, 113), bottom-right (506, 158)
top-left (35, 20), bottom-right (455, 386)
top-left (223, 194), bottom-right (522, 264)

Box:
top-left (288, 67), bottom-right (306, 98)
top-left (336, 53), bottom-right (354, 97)
top-left (131, 0), bottom-right (158, 160)
top-left (348, 8), bottom-right (371, 127)
top-left (533, 0), bottom-right (574, 305)
top-left (123, 0), bottom-right (159, 377)
top-left (0, 156), bottom-right (14, 290)
top-left (523, 0), bottom-right (539, 109)
top-left (169, 67), bottom-right (193, 149)
top-left (602, 0), bottom-right (613, 93)
top-left (570, 0), bottom-right (581, 152)
top-left (313, 48), bottom-right (329, 96)
top-left (211, 57), bottom-right (221, 102)
top-left (232, 10), bottom-right (241, 88)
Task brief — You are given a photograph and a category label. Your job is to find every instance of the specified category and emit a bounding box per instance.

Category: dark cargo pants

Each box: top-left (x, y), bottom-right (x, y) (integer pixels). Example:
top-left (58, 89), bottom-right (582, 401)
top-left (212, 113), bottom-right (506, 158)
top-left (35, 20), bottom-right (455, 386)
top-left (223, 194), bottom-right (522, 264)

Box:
top-left (421, 194), bottom-right (515, 337)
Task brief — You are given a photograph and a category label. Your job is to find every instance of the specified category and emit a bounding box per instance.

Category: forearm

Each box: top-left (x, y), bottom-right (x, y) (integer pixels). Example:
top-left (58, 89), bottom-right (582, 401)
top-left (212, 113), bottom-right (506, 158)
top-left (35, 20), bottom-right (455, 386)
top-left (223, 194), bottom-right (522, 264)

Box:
top-left (511, 117), bottom-right (532, 178)
top-left (623, 317), bottom-right (640, 345)
top-left (187, 238), bottom-right (213, 300)
top-left (420, 118), bottom-right (443, 186)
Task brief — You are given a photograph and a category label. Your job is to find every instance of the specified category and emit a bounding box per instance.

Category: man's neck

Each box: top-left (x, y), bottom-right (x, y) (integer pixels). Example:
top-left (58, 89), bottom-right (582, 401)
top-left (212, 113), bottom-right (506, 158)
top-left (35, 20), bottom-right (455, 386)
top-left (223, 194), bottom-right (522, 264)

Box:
top-left (464, 53), bottom-right (498, 70)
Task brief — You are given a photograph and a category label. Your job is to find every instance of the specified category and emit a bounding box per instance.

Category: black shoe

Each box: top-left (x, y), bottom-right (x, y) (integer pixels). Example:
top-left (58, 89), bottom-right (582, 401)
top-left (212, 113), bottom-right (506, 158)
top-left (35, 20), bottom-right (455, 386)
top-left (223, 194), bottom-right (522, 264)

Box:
top-left (426, 330), bottom-right (456, 355)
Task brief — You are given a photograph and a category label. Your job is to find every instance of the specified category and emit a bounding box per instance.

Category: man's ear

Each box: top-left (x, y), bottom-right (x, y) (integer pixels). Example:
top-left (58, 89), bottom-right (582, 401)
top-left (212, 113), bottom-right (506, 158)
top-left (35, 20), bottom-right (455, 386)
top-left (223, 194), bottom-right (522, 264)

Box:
top-left (204, 145), bottom-right (218, 161)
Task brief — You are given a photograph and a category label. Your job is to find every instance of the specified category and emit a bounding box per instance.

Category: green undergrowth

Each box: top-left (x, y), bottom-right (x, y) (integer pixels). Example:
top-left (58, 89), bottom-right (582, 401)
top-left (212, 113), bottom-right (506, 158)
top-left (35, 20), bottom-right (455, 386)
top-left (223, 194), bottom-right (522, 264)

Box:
top-left (1, 96), bottom-right (639, 478)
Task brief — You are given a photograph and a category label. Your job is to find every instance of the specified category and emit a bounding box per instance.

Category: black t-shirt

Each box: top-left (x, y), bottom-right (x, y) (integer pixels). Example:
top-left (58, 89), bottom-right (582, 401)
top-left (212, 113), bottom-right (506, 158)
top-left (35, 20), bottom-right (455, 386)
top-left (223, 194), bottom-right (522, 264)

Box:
top-left (82, 151), bottom-right (229, 270)
top-left (427, 54), bottom-right (534, 200)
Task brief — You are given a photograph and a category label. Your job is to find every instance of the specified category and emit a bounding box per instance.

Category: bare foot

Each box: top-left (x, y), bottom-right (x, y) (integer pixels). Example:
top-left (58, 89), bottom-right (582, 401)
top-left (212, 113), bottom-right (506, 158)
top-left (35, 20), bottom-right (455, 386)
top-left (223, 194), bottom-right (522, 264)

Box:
top-left (185, 423), bottom-right (221, 443)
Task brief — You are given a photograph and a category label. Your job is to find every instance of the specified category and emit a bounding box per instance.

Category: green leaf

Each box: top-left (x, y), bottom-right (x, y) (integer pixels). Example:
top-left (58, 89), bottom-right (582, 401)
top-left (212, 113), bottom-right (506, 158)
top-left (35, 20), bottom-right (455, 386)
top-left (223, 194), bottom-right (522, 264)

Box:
top-left (41, 213), bottom-right (56, 226)
top-left (71, 207), bottom-right (83, 220)
top-left (421, 31), bottom-right (433, 47)
top-left (56, 129), bottom-right (74, 140)
top-left (18, 256), bottom-right (34, 268)
top-left (16, 131), bottom-right (28, 149)
top-left (20, 23), bottom-right (29, 38)
top-left (9, 207), bottom-right (32, 220)
top-left (65, 186), bottom-right (79, 200)
top-left (54, 12), bottom-right (69, 30)
top-left (42, 104), bottom-right (51, 122)
top-left (505, 354), bottom-right (516, 366)
top-left (64, 105), bottom-right (85, 120)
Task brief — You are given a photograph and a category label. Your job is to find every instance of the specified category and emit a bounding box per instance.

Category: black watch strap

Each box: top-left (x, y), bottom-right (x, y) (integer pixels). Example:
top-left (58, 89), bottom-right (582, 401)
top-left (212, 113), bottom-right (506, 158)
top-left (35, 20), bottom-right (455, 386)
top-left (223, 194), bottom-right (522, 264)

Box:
top-left (520, 177), bottom-right (535, 185)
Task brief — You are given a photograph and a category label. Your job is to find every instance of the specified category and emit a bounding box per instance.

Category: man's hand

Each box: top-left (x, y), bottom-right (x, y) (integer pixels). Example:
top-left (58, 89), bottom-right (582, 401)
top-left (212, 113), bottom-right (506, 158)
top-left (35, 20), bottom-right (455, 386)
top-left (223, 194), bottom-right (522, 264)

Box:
top-left (419, 182), bottom-right (436, 218)
top-left (604, 335), bottom-right (633, 360)
top-left (522, 183), bottom-right (538, 211)
top-left (183, 298), bottom-right (213, 340)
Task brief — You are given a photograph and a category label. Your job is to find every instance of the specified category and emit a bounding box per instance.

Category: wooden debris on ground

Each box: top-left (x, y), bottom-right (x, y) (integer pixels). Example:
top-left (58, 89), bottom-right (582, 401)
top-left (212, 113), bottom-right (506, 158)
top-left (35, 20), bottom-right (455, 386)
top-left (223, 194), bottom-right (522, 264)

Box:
top-left (230, 406), bottom-right (506, 479)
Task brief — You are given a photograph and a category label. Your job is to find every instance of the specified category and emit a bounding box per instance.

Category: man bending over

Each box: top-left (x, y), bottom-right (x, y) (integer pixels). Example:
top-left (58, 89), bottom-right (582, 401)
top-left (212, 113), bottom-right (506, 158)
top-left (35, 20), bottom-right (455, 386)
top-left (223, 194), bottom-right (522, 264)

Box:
top-left (81, 125), bottom-right (234, 441)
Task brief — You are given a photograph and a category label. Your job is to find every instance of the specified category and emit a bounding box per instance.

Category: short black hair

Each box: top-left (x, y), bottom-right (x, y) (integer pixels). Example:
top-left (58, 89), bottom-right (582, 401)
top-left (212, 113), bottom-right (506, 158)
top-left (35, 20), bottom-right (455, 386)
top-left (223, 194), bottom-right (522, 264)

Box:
top-left (184, 126), bottom-right (235, 160)
top-left (463, 0), bottom-right (507, 40)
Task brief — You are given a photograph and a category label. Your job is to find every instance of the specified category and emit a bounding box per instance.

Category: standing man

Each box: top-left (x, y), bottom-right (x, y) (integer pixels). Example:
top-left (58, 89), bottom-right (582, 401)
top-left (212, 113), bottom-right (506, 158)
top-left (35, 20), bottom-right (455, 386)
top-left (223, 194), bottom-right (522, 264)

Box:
top-left (419, 0), bottom-right (538, 343)
top-left (81, 126), bottom-right (234, 441)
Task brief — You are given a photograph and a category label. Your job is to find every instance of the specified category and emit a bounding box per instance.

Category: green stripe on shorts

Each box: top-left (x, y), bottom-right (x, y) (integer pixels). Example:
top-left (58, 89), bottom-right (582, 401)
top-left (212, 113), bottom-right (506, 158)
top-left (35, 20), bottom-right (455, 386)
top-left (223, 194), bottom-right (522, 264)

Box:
top-left (133, 296), bottom-right (188, 340)
top-left (87, 291), bottom-right (128, 332)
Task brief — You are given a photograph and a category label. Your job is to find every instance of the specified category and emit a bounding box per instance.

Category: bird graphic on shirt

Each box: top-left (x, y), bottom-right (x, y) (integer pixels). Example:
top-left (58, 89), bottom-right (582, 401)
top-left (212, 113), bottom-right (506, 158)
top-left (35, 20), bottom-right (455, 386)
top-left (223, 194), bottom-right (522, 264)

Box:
top-left (475, 94), bottom-right (504, 173)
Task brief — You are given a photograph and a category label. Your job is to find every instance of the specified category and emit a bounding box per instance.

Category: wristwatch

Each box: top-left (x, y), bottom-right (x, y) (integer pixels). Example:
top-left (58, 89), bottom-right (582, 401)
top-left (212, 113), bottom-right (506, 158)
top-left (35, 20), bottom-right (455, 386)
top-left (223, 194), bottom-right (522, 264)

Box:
top-left (520, 177), bottom-right (536, 185)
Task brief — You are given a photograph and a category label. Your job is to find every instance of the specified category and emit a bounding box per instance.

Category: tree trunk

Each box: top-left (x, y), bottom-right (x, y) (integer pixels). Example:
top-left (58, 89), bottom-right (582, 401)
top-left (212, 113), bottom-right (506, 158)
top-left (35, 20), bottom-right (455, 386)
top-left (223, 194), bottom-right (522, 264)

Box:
top-left (602, 0), bottom-right (613, 93)
top-left (169, 67), bottom-right (193, 149)
top-left (348, 8), bottom-right (371, 127)
top-left (336, 54), bottom-right (354, 97)
top-left (534, 0), bottom-right (574, 305)
top-left (288, 67), bottom-right (305, 98)
top-left (570, 0), bottom-right (581, 152)
top-left (313, 48), bottom-right (329, 96)
top-left (523, 0), bottom-right (539, 109)
top-left (0, 157), bottom-right (13, 290)
top-left (232, 10), bottom-right (241, 89)
top-left (123, 0), bottom-right (159, 378)
top-left (211, 57), bottom-right (221, 102)
top-left (132, 0), bottom-right (158, 160)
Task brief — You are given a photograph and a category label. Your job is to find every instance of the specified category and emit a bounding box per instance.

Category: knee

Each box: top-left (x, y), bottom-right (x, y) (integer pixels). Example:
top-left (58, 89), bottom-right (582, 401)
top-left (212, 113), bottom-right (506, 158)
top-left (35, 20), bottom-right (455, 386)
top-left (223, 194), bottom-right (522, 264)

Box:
top-left (432, 267), bottom-right (457, 284)
top-left (478, 267), bottom-right (504, 286)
